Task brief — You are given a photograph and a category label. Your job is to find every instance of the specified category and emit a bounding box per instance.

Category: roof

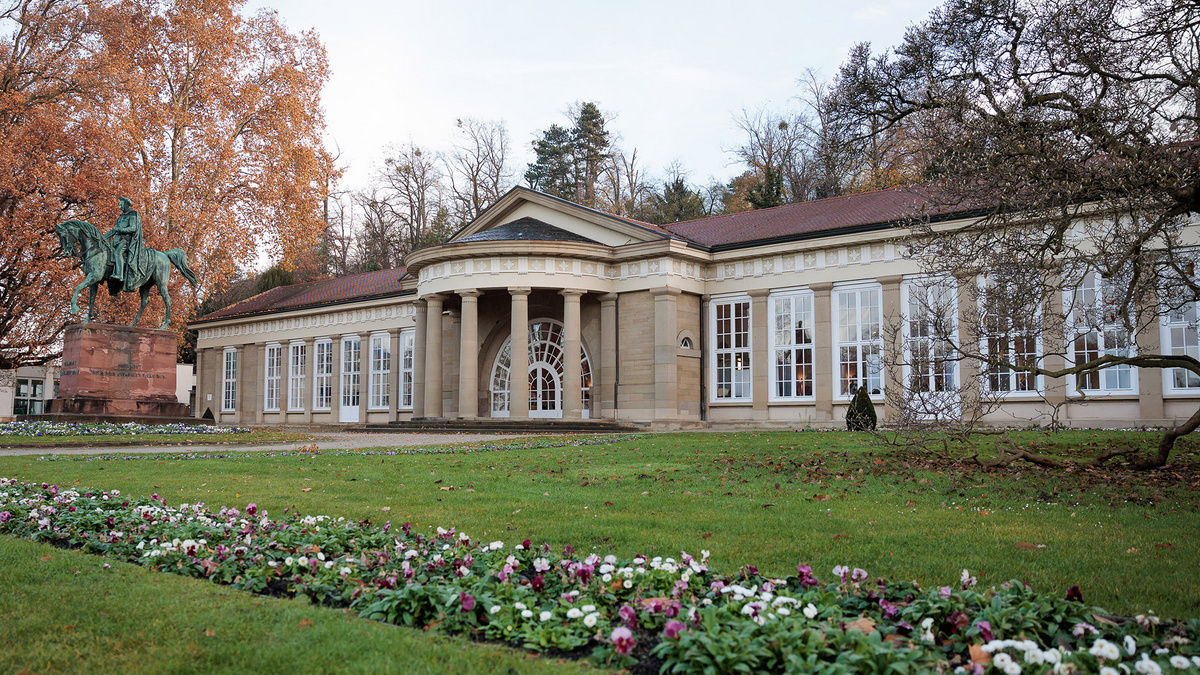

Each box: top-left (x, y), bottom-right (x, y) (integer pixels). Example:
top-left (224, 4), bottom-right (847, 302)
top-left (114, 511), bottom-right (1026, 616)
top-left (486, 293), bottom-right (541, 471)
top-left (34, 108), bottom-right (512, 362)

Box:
top-left (456, 217), bottom-right (602, 245)
top-left (194, 267), bottom-right (410, 323)
top-left (664, 185), bottom-right (966, 248)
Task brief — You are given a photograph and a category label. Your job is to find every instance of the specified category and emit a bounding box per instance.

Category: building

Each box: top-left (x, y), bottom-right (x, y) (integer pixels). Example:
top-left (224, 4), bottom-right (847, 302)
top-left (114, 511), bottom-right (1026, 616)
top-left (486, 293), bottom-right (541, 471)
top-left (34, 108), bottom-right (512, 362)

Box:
top-left (0, 364), bottom-right (197, 421)
top-left (189, 186), bottom-right (1197, 429)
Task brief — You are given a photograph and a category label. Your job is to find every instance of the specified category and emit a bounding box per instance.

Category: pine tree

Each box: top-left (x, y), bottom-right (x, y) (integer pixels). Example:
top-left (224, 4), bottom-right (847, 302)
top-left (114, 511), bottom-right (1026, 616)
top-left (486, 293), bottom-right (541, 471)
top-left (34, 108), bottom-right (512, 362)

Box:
top-left (524, 124), bottom-right (577, 200)
top-left (845, 386), bottom-right (878, 431)
top-left (571, 102), bottom-right (610, 208)
top-left (746, 165), bottom-right (787, 209)
top-left (641, 176), bottom-right (707, 224)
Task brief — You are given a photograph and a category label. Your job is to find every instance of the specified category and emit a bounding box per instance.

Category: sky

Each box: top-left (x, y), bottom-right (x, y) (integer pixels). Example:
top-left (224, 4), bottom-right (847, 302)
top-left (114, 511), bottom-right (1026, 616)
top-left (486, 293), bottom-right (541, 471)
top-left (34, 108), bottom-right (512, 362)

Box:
top-left (244, 0), bottom-right (944, 195)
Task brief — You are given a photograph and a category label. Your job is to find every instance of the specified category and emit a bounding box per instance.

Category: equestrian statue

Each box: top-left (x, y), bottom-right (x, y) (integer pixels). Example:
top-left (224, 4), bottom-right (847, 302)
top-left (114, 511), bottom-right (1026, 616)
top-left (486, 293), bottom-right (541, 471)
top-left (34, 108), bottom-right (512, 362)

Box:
top-left (56, 197), bottom-right (197, 330)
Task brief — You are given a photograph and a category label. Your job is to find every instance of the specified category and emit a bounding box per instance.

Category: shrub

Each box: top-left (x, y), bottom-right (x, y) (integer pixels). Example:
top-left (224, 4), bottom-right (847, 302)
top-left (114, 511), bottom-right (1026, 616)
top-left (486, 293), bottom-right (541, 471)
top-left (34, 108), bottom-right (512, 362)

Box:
top-left (845, 386), bottom-right (877, 431)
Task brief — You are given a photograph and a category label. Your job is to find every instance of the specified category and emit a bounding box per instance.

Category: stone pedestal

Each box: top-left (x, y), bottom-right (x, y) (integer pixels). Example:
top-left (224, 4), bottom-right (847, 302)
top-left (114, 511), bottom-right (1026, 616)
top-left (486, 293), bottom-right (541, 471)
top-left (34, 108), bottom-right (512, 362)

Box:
top-left (44, 323), bottom-right (198, 423)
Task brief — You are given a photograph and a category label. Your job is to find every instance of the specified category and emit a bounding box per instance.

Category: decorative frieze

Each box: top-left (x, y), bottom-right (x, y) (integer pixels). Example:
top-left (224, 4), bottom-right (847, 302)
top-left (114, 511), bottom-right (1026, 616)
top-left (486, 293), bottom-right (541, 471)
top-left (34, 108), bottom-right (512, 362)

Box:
top-left (197, 302), bottom-right (413, 342)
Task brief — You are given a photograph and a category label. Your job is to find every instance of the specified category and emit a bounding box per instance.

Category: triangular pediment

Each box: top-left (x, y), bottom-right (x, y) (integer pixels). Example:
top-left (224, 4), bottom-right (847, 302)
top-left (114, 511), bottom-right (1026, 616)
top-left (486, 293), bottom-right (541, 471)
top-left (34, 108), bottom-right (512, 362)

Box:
top-left (449, 187), bottom-right (670, 248)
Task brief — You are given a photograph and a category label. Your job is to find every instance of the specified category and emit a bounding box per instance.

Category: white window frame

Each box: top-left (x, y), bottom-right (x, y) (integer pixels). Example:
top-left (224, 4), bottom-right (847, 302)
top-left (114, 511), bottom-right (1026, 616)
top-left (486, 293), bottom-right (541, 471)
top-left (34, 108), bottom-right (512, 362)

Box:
top-left (900, 278), bottom-right (959, 411)
top-left (977, 276), bottom-right (1043, 396)
top-left (313, 338), bottom-right (333, 411)
top-left (368, 332), bottom-right (391, 410)
top-left (1065, 272), bottom-right (1138, 395)
top-left (768, 289), bottom-right (815, 401)
top-left (833, 283), bottom-right (884, 399)
top-left (263, 343), bottom-right (282, 412)
top-left (399, 329), bottom-right (415, 410)
top-left (1161, 301), bottom-right (1200, 394)
top-left (288, 341), bottom-right (307, 411)
top-left (222, 347), bottom-right (238, 412)
top-left (710, 295), bottom-right (752, 402)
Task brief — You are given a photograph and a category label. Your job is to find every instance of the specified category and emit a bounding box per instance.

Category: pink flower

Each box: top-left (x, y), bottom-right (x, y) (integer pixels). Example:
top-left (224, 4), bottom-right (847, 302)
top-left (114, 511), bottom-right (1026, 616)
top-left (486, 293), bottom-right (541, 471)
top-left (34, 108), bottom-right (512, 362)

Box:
top-left (0, 511), bottom-right (10, 523)
top-left (976, 620), bottom-right (994, 641)
top-left (460, 592), bottom-right (475, 613)
top-left (246, 503), bottom-right (257, 517)
top-left (618, 604), bottom-right (638, 628)
top-left (851, 568), bottom-right (868, 583)
top-left (610, 626), bottom-right (636, 655)
top-left (664, 620), bottom-right (686, 640)
top-left (939, 586), bottom-right (952, 598)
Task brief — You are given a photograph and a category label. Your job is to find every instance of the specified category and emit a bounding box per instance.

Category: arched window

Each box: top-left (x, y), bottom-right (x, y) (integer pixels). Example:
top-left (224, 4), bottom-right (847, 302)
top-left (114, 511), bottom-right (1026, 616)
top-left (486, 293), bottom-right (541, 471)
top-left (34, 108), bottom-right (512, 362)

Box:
top-left (490, 320), bottom-right (592, 418)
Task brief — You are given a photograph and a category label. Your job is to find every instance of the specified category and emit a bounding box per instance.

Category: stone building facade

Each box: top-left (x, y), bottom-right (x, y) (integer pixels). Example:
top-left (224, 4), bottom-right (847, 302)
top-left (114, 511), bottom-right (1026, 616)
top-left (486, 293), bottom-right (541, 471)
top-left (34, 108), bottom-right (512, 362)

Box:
top-left (190, 186), bottom-right (1198, 429)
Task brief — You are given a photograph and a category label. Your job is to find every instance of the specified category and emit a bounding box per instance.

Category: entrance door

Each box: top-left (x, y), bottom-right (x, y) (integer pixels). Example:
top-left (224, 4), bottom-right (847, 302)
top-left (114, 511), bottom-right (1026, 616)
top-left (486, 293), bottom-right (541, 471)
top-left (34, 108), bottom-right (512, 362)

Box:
top-left (339, 337), bottom-right (361, 423)
top-left (528, 363), bottom-right (561, 418)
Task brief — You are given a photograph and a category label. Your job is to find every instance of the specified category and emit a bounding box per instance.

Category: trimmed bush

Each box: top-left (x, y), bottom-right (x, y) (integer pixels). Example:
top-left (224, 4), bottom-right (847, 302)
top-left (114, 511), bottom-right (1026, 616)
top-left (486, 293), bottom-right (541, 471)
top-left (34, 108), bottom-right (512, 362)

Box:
top-left (845, 386), bottom-right (877, 431)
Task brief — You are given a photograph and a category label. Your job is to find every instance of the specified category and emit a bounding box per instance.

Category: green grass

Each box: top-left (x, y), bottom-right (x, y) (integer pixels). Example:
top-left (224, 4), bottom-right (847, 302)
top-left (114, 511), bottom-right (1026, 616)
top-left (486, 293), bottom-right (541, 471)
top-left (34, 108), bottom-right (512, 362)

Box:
top-left (1, 430), bottom-right (1198, 673)
top-left (0, 429), bottom-right (312, 447)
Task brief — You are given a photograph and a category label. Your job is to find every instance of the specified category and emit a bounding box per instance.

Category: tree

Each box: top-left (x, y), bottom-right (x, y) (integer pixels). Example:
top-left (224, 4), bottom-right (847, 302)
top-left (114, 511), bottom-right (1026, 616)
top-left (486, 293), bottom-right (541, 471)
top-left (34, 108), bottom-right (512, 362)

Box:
top-left (103, 0), bottom-right (335, 331)
top-left (525, 102), bottom-right (613, 208)
top-left (745, 165), bottom-right (786, 209)
top-left (524, 123), bottom-right (576, 200)
top-left (0, 0), bottom-right (132, 367)
top-left (599, 148), bottom-right (652, 218)
top-left (256, 265), bottom-right (294, 292)
top-left (639, 165), bottom-right (708, 224)
top-left (838, 0), bottom-right (1200, 468)
top-left (380, 142), bottom-right (444, 253)
top-left (443, 117), bottom-right (513, 223)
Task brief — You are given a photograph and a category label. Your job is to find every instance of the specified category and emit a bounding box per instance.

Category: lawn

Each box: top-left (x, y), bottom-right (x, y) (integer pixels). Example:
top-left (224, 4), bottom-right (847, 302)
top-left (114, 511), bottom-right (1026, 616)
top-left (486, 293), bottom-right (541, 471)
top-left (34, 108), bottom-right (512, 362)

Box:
top-left (0, 428), bottom-right (312, 447)
top-left (1, 430), bottom-right (1198, 673)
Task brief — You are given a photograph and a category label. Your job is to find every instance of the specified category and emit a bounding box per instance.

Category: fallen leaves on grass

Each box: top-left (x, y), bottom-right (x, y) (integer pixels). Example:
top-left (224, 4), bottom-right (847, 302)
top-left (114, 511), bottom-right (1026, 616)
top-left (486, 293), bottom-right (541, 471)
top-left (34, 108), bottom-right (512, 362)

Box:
top-left (299, 618), bottom-right (313, 628)
top-left (844, 617), bottom-right (876, 634)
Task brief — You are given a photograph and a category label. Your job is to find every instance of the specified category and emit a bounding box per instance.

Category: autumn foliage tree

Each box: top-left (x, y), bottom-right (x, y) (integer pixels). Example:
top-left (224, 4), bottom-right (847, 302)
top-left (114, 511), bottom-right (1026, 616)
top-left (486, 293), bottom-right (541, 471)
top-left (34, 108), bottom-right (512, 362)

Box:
top-left (0, 0), bottom-right (333, 364)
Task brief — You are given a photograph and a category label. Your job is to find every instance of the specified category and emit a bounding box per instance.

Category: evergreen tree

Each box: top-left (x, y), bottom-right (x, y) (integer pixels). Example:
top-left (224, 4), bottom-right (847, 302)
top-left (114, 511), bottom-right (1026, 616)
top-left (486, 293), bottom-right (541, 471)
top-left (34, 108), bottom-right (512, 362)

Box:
top-left (746, 165), bottom-right (787, 209)
top-left (845, 386), bottom-right (878, 431)
top-left (571, 102), bottom-right (610, 208)
top-left (524, 124), bottom-right (577, 200)
top-left (257, 265), bottom-right (295, 293)
top-left (641, 176), bottom-right (708, 224)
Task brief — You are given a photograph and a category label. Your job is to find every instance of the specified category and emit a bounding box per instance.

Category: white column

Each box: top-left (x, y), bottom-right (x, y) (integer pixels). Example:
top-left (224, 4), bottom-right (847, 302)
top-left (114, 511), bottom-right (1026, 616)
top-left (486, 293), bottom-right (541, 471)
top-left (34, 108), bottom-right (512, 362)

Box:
top-left (389, 331), bottom-right (401, 422)
top-left (423, 294), bottom-right (445, 417)
top-left (561, 289), bottom-right (584, 419)
top-left (458, 290), bottom-right (481, 418)
top-left (510, 287), bottom-right (531, 419)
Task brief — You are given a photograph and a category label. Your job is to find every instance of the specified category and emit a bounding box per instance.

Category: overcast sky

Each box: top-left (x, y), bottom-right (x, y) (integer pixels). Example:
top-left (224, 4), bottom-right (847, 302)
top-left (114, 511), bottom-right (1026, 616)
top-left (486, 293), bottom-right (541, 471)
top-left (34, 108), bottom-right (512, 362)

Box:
top-left (245, 0), bottom-right (943, 193)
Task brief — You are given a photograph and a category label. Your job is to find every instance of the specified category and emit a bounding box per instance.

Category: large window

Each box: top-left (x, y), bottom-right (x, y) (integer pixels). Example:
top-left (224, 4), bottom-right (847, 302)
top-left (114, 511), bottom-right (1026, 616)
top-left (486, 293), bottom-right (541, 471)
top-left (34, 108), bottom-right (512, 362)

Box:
top-left (980, 278), bottom-right (1041, 394)
top-left (314, 339), bottom-right (333, 410)
top-left (264, 343), bottom-right (282, 411)
top-left (1164, 301), bottom-right (1200, 391)
top-left (288, 342), bottom-right (307, 411)
top-left (835, 286), bottom-right (883, 397)
top-left (1068, 272), bottom-right (1135, 393)
top-left (222, 348), bottom-right (237, 411)
top-left (903, 280), bottom-right (957, 396)
top-left (12, 378), bottom-right (44, 415)
top-left (341, 337), bottom-right (361, 410)
top-left (712, 298), bottom-right (751, 401)
top-left (369, 333), bottom-right (391, 410)
top-left (770, 292), bottom-right (814, 399)
top-left (400, 330), bottom-right (415, 409)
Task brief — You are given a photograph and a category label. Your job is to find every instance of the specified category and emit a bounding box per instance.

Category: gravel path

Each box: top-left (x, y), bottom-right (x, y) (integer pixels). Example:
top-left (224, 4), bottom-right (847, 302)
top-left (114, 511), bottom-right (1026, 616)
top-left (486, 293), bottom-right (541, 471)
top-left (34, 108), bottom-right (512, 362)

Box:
top-left (0, 431), bottom-right (535, 457)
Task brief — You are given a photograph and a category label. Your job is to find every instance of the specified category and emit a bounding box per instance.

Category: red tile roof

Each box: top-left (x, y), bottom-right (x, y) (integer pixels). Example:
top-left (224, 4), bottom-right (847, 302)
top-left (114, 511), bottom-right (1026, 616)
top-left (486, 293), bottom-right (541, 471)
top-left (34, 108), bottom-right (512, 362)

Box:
top-left (193, 267), bottom-right (410, 323)
top-left (663, 185), bottom-right (968, 248)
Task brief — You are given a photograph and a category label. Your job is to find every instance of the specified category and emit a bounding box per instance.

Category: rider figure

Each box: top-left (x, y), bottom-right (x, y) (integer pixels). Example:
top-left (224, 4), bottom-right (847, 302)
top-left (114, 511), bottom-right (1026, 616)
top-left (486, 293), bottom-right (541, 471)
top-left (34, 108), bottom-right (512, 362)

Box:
top-left (104, 197), bottom-right (145, 291)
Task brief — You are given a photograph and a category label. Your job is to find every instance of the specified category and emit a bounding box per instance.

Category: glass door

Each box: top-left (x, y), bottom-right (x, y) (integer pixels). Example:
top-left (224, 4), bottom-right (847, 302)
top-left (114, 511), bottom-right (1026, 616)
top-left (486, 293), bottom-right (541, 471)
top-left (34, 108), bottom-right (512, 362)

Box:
top-left (339, 337), bottom-right (361, 423)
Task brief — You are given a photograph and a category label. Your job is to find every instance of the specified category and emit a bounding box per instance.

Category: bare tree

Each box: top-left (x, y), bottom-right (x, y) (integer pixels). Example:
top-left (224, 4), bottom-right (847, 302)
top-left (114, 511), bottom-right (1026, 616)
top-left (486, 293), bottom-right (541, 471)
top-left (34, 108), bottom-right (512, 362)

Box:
top-left (600, 148), bottom-right (652, 218)
top-left (442, 118), bottom-right (513, 223)
top-left (839, 0), bottom-right (1200, 468)
top-left (380, 142), bottom-right (445, 252)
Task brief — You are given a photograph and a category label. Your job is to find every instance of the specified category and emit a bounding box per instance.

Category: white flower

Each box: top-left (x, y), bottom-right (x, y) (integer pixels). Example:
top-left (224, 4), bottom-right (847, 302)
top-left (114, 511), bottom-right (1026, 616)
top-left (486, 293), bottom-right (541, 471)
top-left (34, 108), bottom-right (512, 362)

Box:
top-left (284, 557), bottom-right (294, 566)
top-left (404, 549), bottom-right (419, 559)
top-left (1127, 636), bottom-right (1139, 656)
top-left (514, 602), bottom-right (526, 610)
top-left (776, 607), bottom-right (791, 616)
top-left (623, 579), bottom-right (633, 589)
top-left (539, 611), bottom-right (552, 622)
top-left (1091, 640), bottom-right (1122, 661)
top-left (994, 653), bottom-right (1013, 668)
top-left (581, 604), bottom-right (595, 613)
top-left (520, 610), bottom-right (533, 619)
top-left (602, 573), bottom-right (612, 582)
top-left (1100, 668), bottom-right (1119, 675)
top-left (324, 561), bottom-right (334, 569)
top-left (489, 541), bottom-right (503, 550)
top-left (340, 566), bottom-right (352, 575)
top-left (583, 613), bottom-right (599, 628)
top-left (1136, 655), bottom-right (1163, 675)
top-left (1169, 656), bottom-right (1190, 669)
top-left (1003, 662), bottom-right (1023, 675)
top-left (567, 608), bottom-right (584, 619)
top-left (490, 605), bottom-right (502, 615)
top-left (298, 556), bottom-right (308, 566)
top-left (803, 604), bottom-right (818, 619)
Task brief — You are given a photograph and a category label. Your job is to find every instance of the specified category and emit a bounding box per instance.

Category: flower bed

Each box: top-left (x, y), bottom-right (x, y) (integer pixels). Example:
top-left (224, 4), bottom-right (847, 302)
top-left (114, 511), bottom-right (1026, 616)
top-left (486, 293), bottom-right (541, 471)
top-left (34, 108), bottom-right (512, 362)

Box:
top-left (1, 477), bottom-right (1196, 674)
top-left (0, 421), bottom-right (251, 437)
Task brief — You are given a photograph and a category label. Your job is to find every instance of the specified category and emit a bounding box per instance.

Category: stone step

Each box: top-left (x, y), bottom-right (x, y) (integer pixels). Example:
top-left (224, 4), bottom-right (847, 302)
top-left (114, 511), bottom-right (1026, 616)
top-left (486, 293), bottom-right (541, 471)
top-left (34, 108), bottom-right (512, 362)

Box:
top-left (348, 418), bottom-right (645, 434)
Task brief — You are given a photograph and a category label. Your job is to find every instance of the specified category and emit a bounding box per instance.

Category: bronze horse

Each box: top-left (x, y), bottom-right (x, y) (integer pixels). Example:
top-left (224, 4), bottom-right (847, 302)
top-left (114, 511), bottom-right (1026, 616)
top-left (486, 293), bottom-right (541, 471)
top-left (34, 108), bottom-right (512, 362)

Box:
top-left (56, 219), bottom-right (197, 330)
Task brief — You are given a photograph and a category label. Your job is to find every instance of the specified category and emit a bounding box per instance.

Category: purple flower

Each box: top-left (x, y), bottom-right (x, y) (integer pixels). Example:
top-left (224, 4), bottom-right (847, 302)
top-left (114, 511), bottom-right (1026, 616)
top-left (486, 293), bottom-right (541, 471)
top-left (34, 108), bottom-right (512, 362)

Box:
top-left (664, 619), bottom-right (686, 640)
top-left (976, 620), bottom-right (994, 641)
top-left (610, 626), bottom-right (636, 655)
top-left (618, 604), bottom-right (638, 628)
top-left (531, 574), bottom-right (545, 592)
top-left (879, 599), bottom-right (898, 619)
top-left (851, 568), bottom-right (868, 583)
top-left (1065, 585), bottom-right (1084, 602)
top-left (946, 611), bottom-right (969, 632)
top-left (939, 586), bottom-right (952, 598)
top-left (246, 503), bottom-right (257, 517)
top-left (745, 564), bottom-right (758, 576)
top-left (563, 544), bottom-right (575, 556)
top-left (0, 511), bottom-right (10, 523)
top-left (460, 592), bottom-right (475, 613)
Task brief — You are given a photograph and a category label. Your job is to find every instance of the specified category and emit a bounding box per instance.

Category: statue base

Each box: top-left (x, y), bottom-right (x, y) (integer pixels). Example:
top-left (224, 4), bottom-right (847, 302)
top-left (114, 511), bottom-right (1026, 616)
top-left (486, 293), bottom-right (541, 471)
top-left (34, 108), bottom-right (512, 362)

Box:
top-left (42, 323), bottom-right (207, 425)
